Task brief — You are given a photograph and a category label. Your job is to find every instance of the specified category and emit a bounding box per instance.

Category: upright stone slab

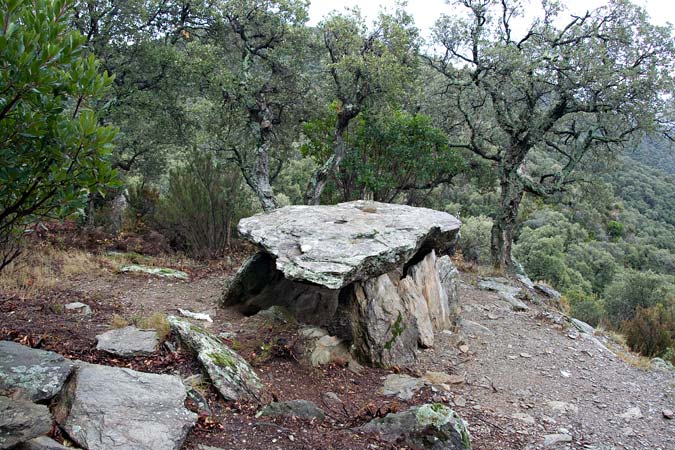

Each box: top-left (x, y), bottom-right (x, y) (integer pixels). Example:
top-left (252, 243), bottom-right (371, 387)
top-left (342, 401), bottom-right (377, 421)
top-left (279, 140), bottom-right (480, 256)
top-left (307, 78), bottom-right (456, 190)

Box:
top-left (53, 363), bottom-right (196, 450)
top-left (0, 341), bottom-right (75, 402)
top-left (408, 251), bottom-right (452, 331)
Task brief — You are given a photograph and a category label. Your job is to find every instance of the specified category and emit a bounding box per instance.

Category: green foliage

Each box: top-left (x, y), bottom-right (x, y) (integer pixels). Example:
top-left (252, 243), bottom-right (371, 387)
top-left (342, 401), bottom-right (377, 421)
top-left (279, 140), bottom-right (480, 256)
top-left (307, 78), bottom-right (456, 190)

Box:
top-left (604, 271), bottom-right (673, 323)
top-left (457, 216), bottom-right (492, 265)
top-left (565, 290), bottom-right (605, 328)
top-left (156, 153), bottom-right (254, 258)
top-left (623, 304), bottom-right (675, 358)
top-left (0, 0), bottom-right (117, 268)
top-left (606, 221), bottom-right (625, 239)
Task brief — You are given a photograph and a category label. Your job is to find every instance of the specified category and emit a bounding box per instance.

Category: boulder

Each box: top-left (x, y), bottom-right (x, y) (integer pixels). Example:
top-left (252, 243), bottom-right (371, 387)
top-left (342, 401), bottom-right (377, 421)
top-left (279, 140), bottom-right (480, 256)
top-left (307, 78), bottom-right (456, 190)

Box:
top-left (14, 437), bottom-right (69, 450)
top-left (358, 403), bottom-right (471, 450)
top-left (95, 326), bottom-right (159, 357)
top-left (535, 283), bottom-right (562, 301)
top-left (53, 363), bottom-right (196, 450)
top-left (0, 396), bottom-right (52, 449)
top-left (236, 201), bottom-right (460, 290)
top-left (478, 278), bottom-right (528, 311)
top-left (168, 316), bottom-right (263, 401)
top-left (570, 318), bottom-right (594, 335)
top-left (257, 400), bottom-right (325, 421)
top-left (0, 341), bottom-right (75, 402)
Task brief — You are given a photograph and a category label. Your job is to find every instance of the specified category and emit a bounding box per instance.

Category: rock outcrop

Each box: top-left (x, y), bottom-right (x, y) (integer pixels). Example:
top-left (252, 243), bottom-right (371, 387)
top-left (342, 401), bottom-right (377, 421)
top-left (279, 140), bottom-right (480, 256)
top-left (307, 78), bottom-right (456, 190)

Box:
top-left (168, 316), bottom-right (263, 401)
top-left (0, 396), bottom-right (52, 449)
top-left (222, 202), bottom-right (462, 368)
top-left (53, 363), bottom-right (196, 450)
top-left (0, 341), bottom-right (75, 402)
top-left (358, 403), bottom-right (471, 450)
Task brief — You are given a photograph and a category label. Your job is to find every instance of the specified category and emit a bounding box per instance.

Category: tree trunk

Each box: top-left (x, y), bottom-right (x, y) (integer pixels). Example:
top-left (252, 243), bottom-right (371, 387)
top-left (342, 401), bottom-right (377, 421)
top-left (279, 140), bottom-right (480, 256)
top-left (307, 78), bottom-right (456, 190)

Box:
top-left (250, 139), bottom-right (279, 212)
top-left (490, 161), bottom-right (524, 273)
top-left (306, 108), bottom-right (356, 205)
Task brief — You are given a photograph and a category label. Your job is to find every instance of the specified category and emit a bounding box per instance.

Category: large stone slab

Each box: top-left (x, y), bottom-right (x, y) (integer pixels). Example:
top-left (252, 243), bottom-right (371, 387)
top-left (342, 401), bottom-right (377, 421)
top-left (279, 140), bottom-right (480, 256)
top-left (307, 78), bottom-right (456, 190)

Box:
top-left (168, 316), bottom-right (264, 401)
top-left (408, 251), bottom-right (452, 331)
top-left (0, 341), bottom-right (75, 402)
top-left (96, 326), bottom-right (159, 357)
top-left (0, 396), bottom-right (52, 450)
top-left (237, 201), bottom-right (460, 290)
top-left (53, 363), bottom-right (196, 450)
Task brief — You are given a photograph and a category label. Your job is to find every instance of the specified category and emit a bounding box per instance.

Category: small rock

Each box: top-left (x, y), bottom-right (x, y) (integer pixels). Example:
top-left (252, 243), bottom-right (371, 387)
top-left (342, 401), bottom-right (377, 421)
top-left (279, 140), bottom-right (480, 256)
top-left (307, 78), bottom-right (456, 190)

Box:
top-left (543, 433), bottom-right (572, 447)
top-left (423, 371), bottom-right (464, 386)
top-left (570, 318), bottom-right (594, 335)
top-left (120, 264), bottom-right (189, 280)
top-left (512, 412), bottom-right (535, 425)
top-left (560, 370), bottom-right (571, 378)
top-left (177, 309), bottom-right (212, 322)
top-left (618, 406), bottom-right (642, 420)
top-left (458, 344), bottom-right (469, 354)
top-left (461, 319), bottom-right (492, 334)
top-left (96, 326), bottom-right (159, 357)
top-left (662, 409), bottom-right (673, 419)
top-left (64, 302), bottom-right (91, 315)
top-left (0, 396), bottom-right (52, 449)
top-left (257, 400), bottom-right (325, 421)
top-left (381, 374), bottom-right (425, 400)
top-left (547, 401), bottom-right (578, 415)
top-left (520, 353), bottom-right (532, 358)
top-left (651, 357), bottom-right (675, 371)
top-left (453, 396), bottom-right (467, 407)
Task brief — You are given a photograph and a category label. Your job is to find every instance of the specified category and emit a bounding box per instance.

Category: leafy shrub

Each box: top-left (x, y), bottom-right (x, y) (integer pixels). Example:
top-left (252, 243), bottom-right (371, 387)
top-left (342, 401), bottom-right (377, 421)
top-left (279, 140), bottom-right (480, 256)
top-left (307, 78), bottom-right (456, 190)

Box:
top-left (622, 304), bottom-right (675, 357)
top-left (457, 216), bottom-right (493, 265)
top-left (607, 220), bottom-right (625, 239)
top-left (604, 270), bottom-right (672, 322)
top-left (157, 152), bottom-right (254, 258)
top-left (565, 290), bottom-right (605, 327)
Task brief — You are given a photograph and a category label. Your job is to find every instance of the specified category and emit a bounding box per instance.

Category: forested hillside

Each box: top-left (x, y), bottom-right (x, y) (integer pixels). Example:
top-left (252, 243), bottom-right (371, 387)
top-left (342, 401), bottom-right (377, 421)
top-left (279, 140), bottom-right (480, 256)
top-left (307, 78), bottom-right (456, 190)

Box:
top-left (1, 0), bottom-right (674, 366)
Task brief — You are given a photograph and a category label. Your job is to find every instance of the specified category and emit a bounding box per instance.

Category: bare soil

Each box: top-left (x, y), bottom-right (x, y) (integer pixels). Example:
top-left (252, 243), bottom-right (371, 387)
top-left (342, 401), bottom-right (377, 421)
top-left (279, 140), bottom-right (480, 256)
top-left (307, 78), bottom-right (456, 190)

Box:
top-left (1, 258), bottom-right (673, 450)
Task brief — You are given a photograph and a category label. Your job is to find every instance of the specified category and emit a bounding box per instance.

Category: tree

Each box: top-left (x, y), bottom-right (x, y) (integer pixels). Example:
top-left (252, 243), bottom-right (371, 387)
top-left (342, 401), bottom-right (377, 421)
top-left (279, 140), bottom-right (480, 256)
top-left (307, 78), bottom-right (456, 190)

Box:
top-left (430, 0), bottom-right (675, 271)
top-left (0, 0), bottom-right (117, 270)
top-left (305, 8), bottom-right (420, 204)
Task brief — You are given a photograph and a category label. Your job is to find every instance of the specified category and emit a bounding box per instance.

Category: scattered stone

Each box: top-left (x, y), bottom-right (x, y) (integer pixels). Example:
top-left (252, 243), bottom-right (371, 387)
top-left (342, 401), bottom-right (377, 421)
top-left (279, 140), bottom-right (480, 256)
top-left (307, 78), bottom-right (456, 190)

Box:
top-left (381, 374), bottom-right (425, 400)
top-left (662, 409), bottom-right (673, 419)
top-left (570, 318), bottom-right (594, 335)
top-left (178, 308), bottom-right (212, 322)
top-left (478, 279), bottom-right (528, 311)
top-left (95, 326), bottom-right (158, 357)
top-left (512, 412), bottom-right (535, 425)
top-left (560, 370), bottom-right (571, 378)
top-left (453, 396), bottom-right (467, 407)
top-left (358, 403), bottom-right (471, 450)
top-left (520, 353), bottom-right (532, 358)
top-left (547, 401), bottom-right (579, 415)
top-left (236, 201), bottom-right (461, 290)
top-left (0, 341), bottom-right (75, 402)
top-left (651, 357), bottom-right (675, 371)
top-left (618, 406), bottom-right (642, 420)
top-left (53, 363), bottom-right (196, 450)
top-left (423, 371), bottom-right (464, 386)
top-left (543, 433), bottom-right (572, 447)
top-left (120, 264), bottom-right (189, 280)
top-left (257, 400), bottom-right (325, 421)
top-left (64, 302), bottom-right (91, 315)
top-left (14, 436), bottom-right (69, 450)
top-left (168, 316), bottom-right (263, 401)
top-left (458, 344), bottom-right (469, 354)
top-left (0, 396), bottom-right (51, 449)
top-left (461, 319), bottom-right (492, 334)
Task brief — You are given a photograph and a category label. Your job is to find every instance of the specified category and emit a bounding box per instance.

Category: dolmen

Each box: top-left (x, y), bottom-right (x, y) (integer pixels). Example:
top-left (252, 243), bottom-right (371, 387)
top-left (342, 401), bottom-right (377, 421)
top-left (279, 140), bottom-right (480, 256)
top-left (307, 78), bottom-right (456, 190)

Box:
top-left (222, 201), bottom-right (462, 368)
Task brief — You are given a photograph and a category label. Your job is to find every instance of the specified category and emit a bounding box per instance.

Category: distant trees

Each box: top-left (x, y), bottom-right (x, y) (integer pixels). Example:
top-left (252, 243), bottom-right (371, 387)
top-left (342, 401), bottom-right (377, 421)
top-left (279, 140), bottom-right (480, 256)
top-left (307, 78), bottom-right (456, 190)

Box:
top-left (430, 0), bottom-right (675, 271)
top-left (0, 0), bottom-right (117, 270)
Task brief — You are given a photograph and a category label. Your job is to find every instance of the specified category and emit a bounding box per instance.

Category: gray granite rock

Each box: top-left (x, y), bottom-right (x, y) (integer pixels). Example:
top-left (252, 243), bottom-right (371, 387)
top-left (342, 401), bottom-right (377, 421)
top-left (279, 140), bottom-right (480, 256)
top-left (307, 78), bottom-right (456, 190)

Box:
top-left (14, 436), bottom-right (69, 450)
top-left (96, 326), bottom-right (159, 357)
top-left (258, 400), bottom-right (325, 420)
top-left (53, 363), bottom-right (196, 450)
top-left (0, 341), bottom-right (75, 402)
top-left (0, 396), bottom-right (51, 449)
top-left (436, 255), bottom-right (461, 321)
top-left (358, 403), bottom-right (471, 450)
top-left (409, 251), bottom-right (452, 331)
top-left (478, 278), bottom-right (529, 311)
top-left (398, 277), bottom-right (435, 348)
top-left (168, 316), bottom-right (263, 401)
top-left (120, 264), bottom-right (189, 280)
top-left (570, 318), bottom-right (595, 335)
top-left (381, 374), bottom-right (425, 400)
top-left (237, 201), bottom-right (460, 290)
top-left (64, 302), bottom-right (91, 315)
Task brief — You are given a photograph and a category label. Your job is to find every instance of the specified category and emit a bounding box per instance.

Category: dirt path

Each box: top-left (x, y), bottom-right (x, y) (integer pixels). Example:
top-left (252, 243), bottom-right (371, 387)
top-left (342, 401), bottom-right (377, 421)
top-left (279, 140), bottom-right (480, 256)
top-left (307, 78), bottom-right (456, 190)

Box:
top-left (2, 265), bottom-right (673, 450)
top-left (416, 278), bottom-right (675, 450)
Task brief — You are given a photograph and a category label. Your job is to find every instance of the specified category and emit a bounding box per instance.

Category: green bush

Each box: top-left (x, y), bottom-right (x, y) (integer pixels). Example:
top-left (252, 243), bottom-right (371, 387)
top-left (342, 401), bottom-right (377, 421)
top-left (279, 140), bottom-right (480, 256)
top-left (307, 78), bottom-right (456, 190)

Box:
top-left (623, 304), bottom-right (675, 358)
top-left (607, 220), bottom-right (625, 239)
top-left (157, 152), bottom-right (254, 258)
top-left (565, 290), bottom-right (605, 327)
top-left (457, 216), bottom-right (493, 265)
top-left (604, 270), bottom-right (672, 322)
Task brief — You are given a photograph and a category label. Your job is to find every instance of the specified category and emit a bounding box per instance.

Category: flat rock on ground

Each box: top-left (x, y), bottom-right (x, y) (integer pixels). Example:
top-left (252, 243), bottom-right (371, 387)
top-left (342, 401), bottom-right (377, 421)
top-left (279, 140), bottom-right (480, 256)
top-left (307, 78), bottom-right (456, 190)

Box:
top-left (237, 201), bottom-right (461, 289)
top-left (95, 326), bottom-right (159, 357)
top-left (257, 400), bottom-right (325, 421)
top-left (0, 396), bottom-right (51, 449)
top-left (53, 362), bottom-right (196, 450)
top-left (0, 341), bottom-right (75, 402)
